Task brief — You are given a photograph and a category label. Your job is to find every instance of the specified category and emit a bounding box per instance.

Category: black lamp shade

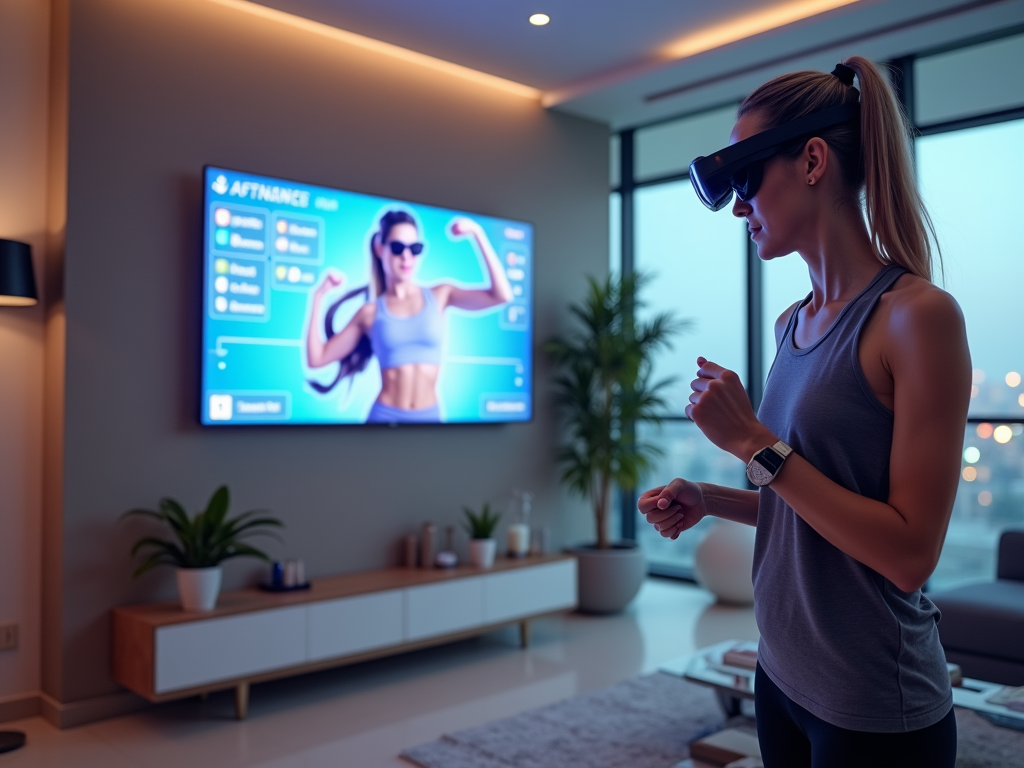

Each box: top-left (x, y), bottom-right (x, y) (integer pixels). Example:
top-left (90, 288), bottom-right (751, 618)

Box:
top-left (0, 239), bottom-right (38, 306)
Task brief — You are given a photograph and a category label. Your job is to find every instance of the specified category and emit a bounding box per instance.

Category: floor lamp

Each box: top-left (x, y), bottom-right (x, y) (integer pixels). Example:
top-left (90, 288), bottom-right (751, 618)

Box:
top-left (0, 238), bottom-right (37, 755)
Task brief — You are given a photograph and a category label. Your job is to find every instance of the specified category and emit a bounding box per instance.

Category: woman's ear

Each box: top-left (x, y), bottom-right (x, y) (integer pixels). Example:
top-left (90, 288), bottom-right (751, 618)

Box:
top-left (804, 137), bottom-right (830, 183)
top-left (371, 231), bottom-right (382, 259)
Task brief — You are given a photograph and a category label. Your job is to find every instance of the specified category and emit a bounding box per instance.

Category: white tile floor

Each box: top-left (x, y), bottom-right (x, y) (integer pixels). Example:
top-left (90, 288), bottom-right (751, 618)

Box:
top-left (2, 579), bottom-right (758, 767)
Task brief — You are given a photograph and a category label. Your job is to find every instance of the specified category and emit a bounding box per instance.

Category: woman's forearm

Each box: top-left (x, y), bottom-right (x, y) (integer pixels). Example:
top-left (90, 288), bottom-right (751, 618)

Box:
top-left (698, 483), bottom-right (760, 526)
top-left (306, 295), bottom-right (326, 367)
top-left (767, 454), bottom-right (941, 592)
top-left (474, 232), bottom-right (513, 303)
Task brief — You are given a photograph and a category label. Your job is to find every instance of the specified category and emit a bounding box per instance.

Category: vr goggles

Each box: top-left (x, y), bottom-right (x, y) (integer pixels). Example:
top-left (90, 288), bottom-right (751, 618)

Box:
top-left (689, 102), bottom-right (860, 211)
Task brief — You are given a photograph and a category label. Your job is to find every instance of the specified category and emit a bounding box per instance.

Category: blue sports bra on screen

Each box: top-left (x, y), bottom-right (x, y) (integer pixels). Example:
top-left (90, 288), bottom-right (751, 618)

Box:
top-left (368, 286), bottom-right (444, 370)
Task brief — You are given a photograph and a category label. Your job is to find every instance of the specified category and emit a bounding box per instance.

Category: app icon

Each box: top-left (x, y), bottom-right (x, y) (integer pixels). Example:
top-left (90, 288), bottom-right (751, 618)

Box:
top-left (215, 229), bottom-right (230, 246)
top-left (211, 175), bottom-right (229, 195)
top-left (214, 208), bottom-right (231, 227)
top-left (276, 236), bottom-right (289, 252)
top-left (288, 266), bottom-right (302, 283)
top-left (276, 219), bottom-right (288, 234)
top-left (275, 265), bottom-right (287, 280)
top-left (214, 296), bottom-right (228, 313)
top-left (209, 394), bottom-right (233, 421)
top-left (215, 259), bottom-right (229, 274)
top-left (214, 276), bottom-right (229, 293)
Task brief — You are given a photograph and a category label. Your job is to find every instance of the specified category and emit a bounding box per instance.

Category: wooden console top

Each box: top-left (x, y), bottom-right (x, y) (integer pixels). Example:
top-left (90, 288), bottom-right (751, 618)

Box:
top-left (114, 553), bottom-right (574, 628)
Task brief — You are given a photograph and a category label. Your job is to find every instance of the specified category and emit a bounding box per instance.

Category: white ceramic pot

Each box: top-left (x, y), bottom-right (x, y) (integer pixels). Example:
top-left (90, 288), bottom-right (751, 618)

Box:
top-left (176, 566), bottom-right (223, 611)
top-left (693, 520), bottom-right (755, 606)
top-left (468, 538), bottom-right (497, 568)
top-left (569, 542), bottom-right (646, 614)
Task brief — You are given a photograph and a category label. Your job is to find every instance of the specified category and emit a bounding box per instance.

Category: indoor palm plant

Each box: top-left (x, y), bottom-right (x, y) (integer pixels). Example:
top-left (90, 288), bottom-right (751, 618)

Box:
top-left (462, 502), bottom-right (502, 568)
top-left (122, 485), bottom-right (283, 611)
top-left (545, 271), bottom-right (686, 611)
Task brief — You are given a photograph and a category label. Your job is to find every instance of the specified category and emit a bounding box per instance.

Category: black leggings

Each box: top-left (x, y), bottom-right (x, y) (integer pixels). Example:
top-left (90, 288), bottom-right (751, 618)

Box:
top-left (754, 664), bottom-right (957, 768)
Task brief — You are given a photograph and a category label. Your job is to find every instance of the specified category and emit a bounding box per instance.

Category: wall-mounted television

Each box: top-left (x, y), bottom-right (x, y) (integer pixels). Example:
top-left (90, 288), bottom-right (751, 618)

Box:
top-left (201, 166), bottom-right (533, 425)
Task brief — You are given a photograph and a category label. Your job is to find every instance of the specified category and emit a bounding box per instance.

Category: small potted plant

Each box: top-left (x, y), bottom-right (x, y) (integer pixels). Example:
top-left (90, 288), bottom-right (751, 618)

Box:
top-left (122, 486), bottom-right (283, 611)
top-left (462, 503), bottom-right (501, 569)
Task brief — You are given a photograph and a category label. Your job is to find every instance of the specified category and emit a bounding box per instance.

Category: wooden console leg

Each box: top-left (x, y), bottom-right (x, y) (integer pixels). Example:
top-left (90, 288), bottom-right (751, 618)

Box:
top-left (519, 619), bottom-right (531, 648)
top-left (234, 681), bottom-right (249, 720)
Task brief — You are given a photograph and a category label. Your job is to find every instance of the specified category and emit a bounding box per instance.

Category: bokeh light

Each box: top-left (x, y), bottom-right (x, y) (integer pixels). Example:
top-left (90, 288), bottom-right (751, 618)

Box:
top-left (973, 369), bottom-right (986, 384)
top-left (994, 425), bottom-right (1013, 444)
top-left (963, 446), bottom-right (981, 464)
top-left (971, 385), bottom-right (979, 398)
top-left (529, 13), bottom-right (550, 26)
top-left (1007, 371), bottom-right (1022, 387)
top-left (962, 466), bottom-right (977, 482)
top-left (978, 491), bottom-right (993, 506)
top-left (1019, 393), bottom-right (1024, 407)
top-left (976, 422), bottom-right (994, 439)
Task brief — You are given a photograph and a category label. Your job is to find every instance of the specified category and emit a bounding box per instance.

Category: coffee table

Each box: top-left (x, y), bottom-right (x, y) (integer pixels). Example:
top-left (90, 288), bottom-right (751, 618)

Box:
top-left (951, 677), bottom-right (1024, 730)
top-left (664, 639), bottom-right (1024, 730)
top-left (660, 640), bottom-right (755, 718)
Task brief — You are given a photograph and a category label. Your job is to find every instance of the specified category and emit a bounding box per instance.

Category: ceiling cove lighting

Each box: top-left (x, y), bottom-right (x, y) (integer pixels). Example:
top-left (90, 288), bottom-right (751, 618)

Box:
top-left (529, 13), bottom-right (551, 26)
top-left (662, 0), bottom-right (861, 60)
top-left (206, 0), bottom-right (541, 100)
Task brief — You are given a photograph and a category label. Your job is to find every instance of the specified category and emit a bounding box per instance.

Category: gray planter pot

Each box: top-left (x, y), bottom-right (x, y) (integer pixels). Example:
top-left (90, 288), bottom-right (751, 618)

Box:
top-left (568, 542), bottom-right (646, 614)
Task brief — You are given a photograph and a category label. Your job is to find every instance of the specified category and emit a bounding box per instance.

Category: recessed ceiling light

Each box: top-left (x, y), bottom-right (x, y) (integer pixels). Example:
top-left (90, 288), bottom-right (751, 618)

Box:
top-left (529, 13), bottom-right (550, 26)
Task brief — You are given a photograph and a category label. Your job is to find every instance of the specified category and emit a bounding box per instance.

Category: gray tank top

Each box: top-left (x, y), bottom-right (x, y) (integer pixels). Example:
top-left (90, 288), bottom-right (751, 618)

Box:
top-left (753, 264), bottom-right (952, 733)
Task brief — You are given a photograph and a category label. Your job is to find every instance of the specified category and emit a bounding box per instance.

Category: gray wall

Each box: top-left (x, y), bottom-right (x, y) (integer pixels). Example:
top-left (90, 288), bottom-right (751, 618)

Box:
top-left (55, 0), bottom-right (608, 703)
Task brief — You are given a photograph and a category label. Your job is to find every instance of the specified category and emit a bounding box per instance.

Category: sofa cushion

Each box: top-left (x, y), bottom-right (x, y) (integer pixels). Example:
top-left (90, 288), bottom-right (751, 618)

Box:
top-left (930, 580), bottom-right (1024, 662)
top-left (997, 529), bottom-right (1024, 581)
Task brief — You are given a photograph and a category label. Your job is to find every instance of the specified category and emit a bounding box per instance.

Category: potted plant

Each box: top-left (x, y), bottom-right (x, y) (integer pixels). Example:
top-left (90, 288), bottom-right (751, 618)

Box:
top-left (122, 486), bottom-right (283, 611)
top-left (462, 502), bottom-right (501, 568)
top-left (545, 272), bottom-right (686, 612)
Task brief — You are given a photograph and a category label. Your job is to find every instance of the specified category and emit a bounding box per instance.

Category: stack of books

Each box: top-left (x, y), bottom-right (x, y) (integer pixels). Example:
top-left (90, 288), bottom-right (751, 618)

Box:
top-left (721, 641), bottom-right (758, 671)
top-left (686, 724), bottom-right (762, 767)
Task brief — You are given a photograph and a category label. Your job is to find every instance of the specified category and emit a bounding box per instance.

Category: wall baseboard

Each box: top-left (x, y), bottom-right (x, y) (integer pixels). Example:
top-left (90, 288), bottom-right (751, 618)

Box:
top-left (0, 693), bottom-right (41, 724)
top-left (39, 690), bottom-right (149, 729)
top-left (0, 690), bottom-right (149, 729)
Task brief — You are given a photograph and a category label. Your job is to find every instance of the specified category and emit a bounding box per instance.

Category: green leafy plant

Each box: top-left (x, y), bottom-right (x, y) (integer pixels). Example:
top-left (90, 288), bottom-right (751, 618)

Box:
top-left (544, 272), bottom-right (688, 549)
top-left (121, 486), bottom-right (284, 577)
top-left (462, 502), bottom-right (502, 540)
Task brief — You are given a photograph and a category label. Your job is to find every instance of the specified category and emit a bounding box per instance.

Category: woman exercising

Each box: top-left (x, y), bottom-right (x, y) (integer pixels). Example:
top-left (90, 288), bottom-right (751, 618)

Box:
top-left (305, 209), bottom-right (513, 423)
top-left (639, 58), bottom-right (970, 767)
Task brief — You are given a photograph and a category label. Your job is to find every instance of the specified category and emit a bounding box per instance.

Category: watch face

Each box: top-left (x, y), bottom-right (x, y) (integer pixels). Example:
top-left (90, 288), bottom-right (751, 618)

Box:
top-left (747, 461), bottom-right (775, 487)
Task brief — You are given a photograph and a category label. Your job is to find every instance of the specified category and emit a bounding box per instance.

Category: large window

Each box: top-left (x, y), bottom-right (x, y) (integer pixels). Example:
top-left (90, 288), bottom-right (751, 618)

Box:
top-left (614, 36), bottom-right (1024, 584)
top-left (635, 181), bottom-right (747, 412)
top-left (917, 117), bottom-right (1024, 589)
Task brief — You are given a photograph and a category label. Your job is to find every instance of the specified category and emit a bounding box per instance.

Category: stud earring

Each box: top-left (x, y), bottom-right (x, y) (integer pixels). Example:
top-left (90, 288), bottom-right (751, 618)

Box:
top-left (808, 178), bottom-right (815, 185)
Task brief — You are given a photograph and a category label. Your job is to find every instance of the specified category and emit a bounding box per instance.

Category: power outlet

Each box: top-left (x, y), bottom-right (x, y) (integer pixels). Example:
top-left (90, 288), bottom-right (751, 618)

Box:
top-left (0, 624), bottom-right (18, 651)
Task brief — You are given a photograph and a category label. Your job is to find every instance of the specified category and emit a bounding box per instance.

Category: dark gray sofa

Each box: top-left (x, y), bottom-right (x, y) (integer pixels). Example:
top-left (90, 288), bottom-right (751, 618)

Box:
top-left (930, 529), bottom-right (1024, 685)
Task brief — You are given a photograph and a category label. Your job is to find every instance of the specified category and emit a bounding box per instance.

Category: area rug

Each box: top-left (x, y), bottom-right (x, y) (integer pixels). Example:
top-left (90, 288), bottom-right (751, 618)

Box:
top-left (400, 672), bottom-right (1024, 768)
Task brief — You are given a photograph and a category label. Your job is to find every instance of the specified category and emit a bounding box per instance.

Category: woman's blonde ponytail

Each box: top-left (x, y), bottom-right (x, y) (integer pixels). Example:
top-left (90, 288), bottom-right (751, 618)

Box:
top-left (843, 56), bottom-right (940, 282)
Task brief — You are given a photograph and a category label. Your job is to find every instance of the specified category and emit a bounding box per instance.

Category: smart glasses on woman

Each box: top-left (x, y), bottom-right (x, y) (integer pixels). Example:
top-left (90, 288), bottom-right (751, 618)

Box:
top-left (689, 103), bottom-right (860, 211)
top-left (387, 240), bottom-right (424, 256)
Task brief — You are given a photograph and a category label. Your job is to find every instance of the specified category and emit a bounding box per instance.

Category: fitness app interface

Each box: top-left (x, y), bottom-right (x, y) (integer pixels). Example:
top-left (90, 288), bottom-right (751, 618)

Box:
top-left (201, 167), bottom-right (533, 425)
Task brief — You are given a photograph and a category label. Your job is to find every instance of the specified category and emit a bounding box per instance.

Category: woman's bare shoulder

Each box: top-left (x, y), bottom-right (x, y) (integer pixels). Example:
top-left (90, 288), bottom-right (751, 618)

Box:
top-left (885, 272), bottom-right (964, 326)
top-left (773, 299), bottom-right (802, 344)
top-left (353, 301), bottom-right (377, 328)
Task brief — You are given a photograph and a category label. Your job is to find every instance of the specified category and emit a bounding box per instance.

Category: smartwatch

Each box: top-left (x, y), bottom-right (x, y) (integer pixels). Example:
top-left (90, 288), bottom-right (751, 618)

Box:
top-left (746, 440), bottom-right (793, 487)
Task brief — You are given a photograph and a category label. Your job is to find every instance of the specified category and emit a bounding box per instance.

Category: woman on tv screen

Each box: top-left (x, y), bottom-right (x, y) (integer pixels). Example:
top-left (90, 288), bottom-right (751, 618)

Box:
top-left (304, 209), bottom-right (512, 423)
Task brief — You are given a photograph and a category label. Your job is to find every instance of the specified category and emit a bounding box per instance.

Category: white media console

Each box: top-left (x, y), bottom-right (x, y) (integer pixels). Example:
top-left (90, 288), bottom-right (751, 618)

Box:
top-left (112, 554), bottom-right (577, 718)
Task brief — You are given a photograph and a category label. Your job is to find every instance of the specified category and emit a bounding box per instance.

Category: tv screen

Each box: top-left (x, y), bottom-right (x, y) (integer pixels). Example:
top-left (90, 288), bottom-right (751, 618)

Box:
top-left (201, 166), bottom-right (533, 425)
